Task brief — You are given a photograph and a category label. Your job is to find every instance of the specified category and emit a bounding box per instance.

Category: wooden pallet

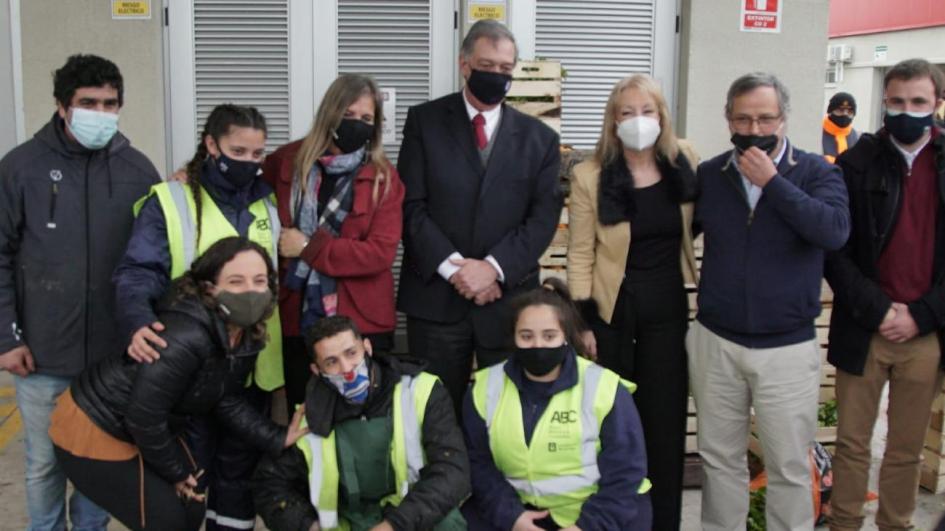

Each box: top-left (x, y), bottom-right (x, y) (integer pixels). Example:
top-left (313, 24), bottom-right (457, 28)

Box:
top-left (506, 60), bottom-right (561, 134)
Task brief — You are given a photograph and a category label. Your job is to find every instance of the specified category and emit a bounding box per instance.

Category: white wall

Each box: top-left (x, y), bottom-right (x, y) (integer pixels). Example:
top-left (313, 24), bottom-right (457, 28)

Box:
top-left (678, 0), bottom-right (830, 158)
top-left (825, 25), bottom-right (945, 134)
top-left (0, 1), bottom-right (19, 156)
top-left (19, 0), bottom-right (166, 175)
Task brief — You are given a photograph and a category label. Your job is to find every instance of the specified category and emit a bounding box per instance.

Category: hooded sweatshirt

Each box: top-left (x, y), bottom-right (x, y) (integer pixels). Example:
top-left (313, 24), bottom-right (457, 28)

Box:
top-left (0, 113), bottom-right (160, 376)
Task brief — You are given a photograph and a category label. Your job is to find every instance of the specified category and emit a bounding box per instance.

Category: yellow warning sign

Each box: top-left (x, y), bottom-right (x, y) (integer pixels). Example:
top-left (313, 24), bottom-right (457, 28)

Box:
top-left (469, 4), bottom-right (506, 22)
top-left (112, 0), bottom-right (151, 19)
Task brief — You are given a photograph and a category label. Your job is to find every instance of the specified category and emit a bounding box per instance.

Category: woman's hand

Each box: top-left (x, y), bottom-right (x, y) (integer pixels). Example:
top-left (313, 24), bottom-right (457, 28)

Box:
top-left (284, 405), bottom-right (310, 448)
top-left (127, 322), bottom-right (167, 363)
top-left (167, 168), bottom-right (188, 183)
top-left (174, 473), bottom-right (205, 502)
top-left (279, 228), bottom-right (309, 258)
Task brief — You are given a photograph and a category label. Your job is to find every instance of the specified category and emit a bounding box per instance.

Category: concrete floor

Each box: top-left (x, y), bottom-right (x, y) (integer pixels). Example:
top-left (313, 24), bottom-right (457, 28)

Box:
top-left (2, 371), bottom-right (944, 530)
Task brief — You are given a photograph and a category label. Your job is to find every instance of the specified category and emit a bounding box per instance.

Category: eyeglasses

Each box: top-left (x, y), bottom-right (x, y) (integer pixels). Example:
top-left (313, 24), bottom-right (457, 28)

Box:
top-left (729, 114), bottom-right (782, 129)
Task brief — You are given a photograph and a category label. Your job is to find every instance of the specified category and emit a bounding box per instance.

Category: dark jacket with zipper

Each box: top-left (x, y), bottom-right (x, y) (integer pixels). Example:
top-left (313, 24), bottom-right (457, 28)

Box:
top-left (254, 354), bottom-right (470, 531)
top-left (825, 127), bottom-right (945, 375)
top-left (695, 140), bottom-right (850, 348)
top-left (70, 290), bottom-right (287, 483)
top-left (0, 113), bottom-right (160, 376)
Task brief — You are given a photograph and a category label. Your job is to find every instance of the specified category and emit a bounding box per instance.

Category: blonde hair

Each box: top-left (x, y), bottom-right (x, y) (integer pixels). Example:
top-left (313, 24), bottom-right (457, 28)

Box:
top-left (294, 74), bottom-right (391, 203)
top-left (595, 74), bottom-right (680, 168)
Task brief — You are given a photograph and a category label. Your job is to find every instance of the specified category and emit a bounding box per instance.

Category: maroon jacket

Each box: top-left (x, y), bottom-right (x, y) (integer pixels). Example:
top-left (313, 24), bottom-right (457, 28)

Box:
top-left (262, 140), bottom-right (404, 336)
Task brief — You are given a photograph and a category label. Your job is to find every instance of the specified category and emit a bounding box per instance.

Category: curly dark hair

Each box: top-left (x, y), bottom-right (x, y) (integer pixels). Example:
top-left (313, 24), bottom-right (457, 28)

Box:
top-left (509, 277), bottom-right (589, 355)
top-left (304, 315), bottom-right (363, 360)
top-left (53, 54), bottom-right (124, 109)
top-left (172, 237), bottom-right (277, 342)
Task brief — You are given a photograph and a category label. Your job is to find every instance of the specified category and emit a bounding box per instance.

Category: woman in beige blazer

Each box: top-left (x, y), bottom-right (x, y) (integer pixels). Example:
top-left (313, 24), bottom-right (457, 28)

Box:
top-left (567, 74), bottom-right (698, 531)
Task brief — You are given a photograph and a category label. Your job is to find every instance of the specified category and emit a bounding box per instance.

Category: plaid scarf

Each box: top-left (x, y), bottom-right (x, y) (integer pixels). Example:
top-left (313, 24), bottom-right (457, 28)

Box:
top-left (285, 147), bottom-right (363, 330)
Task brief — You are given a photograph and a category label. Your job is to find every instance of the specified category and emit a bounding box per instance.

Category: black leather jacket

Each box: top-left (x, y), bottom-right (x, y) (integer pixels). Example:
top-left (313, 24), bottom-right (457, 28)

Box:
top-left (71, 290), bottom-right (286, 483)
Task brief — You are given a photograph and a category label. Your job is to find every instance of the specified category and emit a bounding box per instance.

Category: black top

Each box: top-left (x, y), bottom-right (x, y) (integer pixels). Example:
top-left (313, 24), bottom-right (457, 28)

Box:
top-left (626, 178), bottom-right (682, 282)
top-left (317, 170), bottom-right (341, 212)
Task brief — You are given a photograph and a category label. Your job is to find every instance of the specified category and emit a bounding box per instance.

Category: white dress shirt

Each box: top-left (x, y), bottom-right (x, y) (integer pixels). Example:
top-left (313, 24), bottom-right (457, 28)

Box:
top-left (891, 134), bottom-right (931, 173)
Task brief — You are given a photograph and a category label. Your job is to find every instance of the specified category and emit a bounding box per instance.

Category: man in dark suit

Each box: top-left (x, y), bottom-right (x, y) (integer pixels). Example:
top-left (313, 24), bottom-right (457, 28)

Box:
top-left (397, 19), bottom-right (562, 413)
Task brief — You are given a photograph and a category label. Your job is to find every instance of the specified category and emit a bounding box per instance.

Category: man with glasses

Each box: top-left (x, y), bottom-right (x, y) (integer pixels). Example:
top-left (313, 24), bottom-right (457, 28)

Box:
top-left (688, 72), bottom-right (850, 530)
top-left (826, 59), bottom-right (945, 531)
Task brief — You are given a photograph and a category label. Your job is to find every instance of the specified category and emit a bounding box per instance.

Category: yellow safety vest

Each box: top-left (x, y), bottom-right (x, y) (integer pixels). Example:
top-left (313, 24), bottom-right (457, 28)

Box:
top-left (296, 372), bottom-right (439, 531)
top-left (472, 356), bottom-right (651, 527)
top-left (136, 181), bottom-right (284, 391)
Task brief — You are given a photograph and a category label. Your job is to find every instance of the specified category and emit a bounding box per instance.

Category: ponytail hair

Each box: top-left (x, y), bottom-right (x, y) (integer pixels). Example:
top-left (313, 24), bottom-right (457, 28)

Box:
top-left (183, 103), bottom-right (268, 246)
top-left (510, 277), bottom-right (589, 355)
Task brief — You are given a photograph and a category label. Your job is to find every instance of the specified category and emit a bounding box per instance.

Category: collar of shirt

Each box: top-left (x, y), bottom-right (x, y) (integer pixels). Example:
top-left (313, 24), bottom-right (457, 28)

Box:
top-left (890, 134), bottom-right (931, 172)
top-left (463, 88), bottom-right (502, 144)
top-left (732, 138), bottom-right (788, 210)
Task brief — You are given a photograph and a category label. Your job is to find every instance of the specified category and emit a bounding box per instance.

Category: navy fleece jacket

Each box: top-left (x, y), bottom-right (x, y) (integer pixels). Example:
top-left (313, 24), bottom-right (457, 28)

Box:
top-left (694, 140), bottom-right (850, 348)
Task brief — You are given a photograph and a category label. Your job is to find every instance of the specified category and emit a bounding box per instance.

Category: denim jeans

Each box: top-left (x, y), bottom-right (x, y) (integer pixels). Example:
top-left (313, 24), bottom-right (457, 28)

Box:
top-left (14, 373), bottom-right (109, 531)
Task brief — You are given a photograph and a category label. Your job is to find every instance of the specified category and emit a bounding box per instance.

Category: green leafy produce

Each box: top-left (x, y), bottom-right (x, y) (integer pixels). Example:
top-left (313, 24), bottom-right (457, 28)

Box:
top-left (819, 399), bottom-right (838, 427)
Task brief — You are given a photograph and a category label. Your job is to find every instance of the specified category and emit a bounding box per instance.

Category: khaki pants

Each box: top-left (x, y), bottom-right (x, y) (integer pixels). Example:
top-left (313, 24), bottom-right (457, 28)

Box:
top-left (687, 321), bottom-right (820, 531)
top-left (830, 333), bottom-right (943, 531)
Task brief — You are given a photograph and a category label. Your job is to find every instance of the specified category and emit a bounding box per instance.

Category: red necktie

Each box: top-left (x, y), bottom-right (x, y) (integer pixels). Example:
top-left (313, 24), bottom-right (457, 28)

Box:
top-left (472, 113), bottom-right (487, 150)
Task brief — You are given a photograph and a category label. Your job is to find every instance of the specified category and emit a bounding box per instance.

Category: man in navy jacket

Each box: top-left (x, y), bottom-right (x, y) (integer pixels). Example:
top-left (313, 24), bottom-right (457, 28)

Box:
top-left (689, 72), bottom-right (850, 531)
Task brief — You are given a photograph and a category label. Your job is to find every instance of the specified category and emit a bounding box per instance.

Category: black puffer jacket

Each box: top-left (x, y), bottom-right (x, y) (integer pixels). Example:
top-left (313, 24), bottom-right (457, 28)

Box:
top-left (254, 354), bottom-right (470, 531)
top-left (71, 290), bottom-right (286, 483)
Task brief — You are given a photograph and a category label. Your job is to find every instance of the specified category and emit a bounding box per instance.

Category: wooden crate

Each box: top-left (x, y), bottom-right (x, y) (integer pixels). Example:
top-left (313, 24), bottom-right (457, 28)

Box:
top-left (920, 381), bottom-right (945, 492)
top-left (921, 462), bottom-right (945, 494)
top-left (506, 60), bottom-right (561, 134)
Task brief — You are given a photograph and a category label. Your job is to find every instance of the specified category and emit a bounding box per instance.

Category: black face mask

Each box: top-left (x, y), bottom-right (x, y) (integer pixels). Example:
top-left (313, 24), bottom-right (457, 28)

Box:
top-left (827, 114), bottom-right (853, 128)
top-left (466, 68), bottom-right (513, 105)
top-left (215, 153), bottom-right (261, 188)
top-left (731, 133), bottom-right (779, 155)
top-left (884, 111), bottom-right (933, 145)
top-left (514, 344), bottom-right (568, 377)
top-left (333, 119), bottom-right (373, 154)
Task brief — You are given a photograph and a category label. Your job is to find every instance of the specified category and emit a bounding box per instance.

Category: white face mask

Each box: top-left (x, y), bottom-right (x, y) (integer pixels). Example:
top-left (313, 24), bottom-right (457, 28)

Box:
top-left (616, 116), bottom-right (661, 151)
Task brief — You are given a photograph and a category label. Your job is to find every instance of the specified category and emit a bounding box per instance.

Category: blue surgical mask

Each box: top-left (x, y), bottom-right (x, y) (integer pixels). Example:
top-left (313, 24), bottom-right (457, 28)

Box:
top-left (321, 358), bottom-right (370, 404)
top-left (67, 107), bottom-right (119, 150)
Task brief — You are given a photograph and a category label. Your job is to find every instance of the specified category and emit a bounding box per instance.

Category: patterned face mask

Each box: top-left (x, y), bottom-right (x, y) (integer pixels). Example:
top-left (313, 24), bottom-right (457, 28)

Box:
top-left (321, 357), bottom-right (370, 403)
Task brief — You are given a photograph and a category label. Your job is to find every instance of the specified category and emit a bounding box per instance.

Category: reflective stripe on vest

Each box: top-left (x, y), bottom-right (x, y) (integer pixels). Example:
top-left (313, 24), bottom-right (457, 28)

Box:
top-left (393, 373), bottom-right (437, 495)
top-left (472, 356), bottom-right (649, 527)
top-left (298, 431), bottom-right (341, 530)
top-left (159, 181), bottom-right (281, 275)
top-left (148, 181), bottom-right (284, 390)
top-left (296, 372), bottom-right (439, 530)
